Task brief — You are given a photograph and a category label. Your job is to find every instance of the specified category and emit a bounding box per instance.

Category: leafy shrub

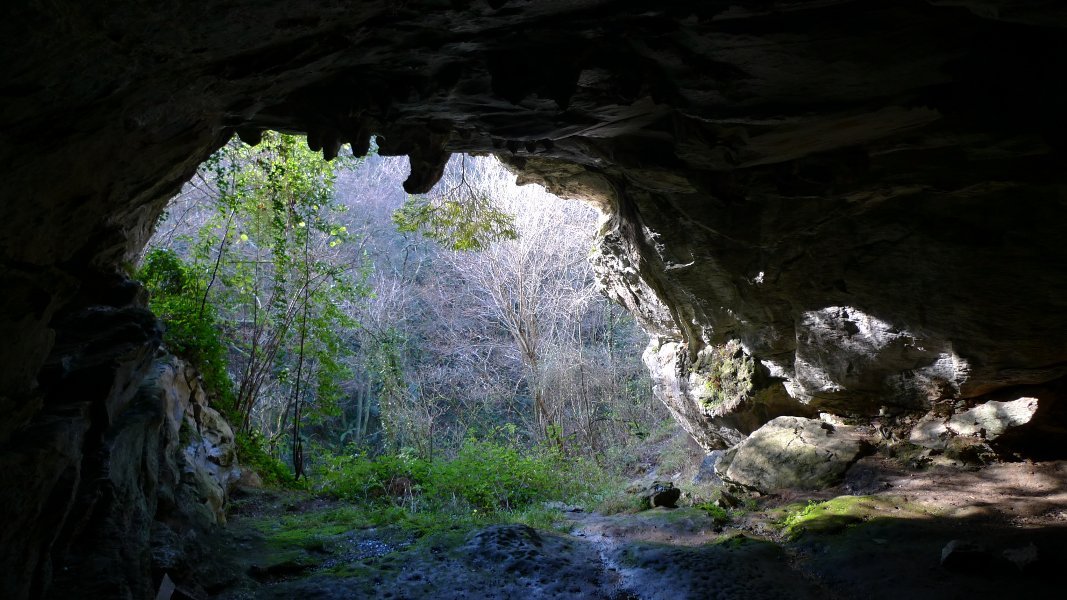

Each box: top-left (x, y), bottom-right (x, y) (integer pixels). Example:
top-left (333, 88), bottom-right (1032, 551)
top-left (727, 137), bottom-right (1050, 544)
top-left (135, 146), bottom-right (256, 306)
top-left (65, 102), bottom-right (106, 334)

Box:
top-left (235, 430), bottom-right (302, 489)
top-left (696, 500), bottom-right (730, 525)
top-left (595, 490), bottom-right (649, 515)
top-left (392, 190), bottom-right (517, 251)
top-left (316, 451), bottom-right (430, 503)
top-left (137, 248), bottom-right (235, 415)
top-left (427, 437), bottom-right (579, 511)
top-left (316, 432), bottom-right (605, 515)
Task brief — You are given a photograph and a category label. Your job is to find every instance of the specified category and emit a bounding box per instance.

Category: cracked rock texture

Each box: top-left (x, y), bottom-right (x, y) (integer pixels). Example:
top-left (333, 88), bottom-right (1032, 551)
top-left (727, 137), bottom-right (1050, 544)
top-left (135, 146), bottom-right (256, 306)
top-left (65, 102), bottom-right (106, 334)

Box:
top-left (4, 0), bottom-right (1067, 595)
top-left (154, 355), bottom-right (242, 525)
top-left (946, 396), bottom-right (1039, 440)
top-left (37, 349), bottom-right (239, 600)
top-left (724, 416), bottom-right (871, 492)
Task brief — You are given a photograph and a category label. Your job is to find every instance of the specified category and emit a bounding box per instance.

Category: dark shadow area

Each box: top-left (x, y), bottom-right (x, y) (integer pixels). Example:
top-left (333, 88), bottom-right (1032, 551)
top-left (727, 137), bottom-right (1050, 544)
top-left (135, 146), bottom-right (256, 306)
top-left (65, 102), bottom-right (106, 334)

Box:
top-left (188, 485), bottom-right (1067, 600)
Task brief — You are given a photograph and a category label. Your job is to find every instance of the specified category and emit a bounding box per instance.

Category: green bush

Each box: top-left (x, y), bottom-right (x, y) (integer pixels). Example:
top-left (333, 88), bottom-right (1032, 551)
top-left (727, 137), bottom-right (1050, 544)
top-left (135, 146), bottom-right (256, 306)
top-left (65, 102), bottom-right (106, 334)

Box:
top-left (428, 438), bottom-right (578, 511)
top-left (316, 451), bottom-right (429, 503)
top-left (236, 430), bottom-right (302, 489)
top-left (696, 501), bottom-right (730, 525)
top-left (316, 432), bottom-right (607, 515)
top-left (137, 248), bottom-right (236, 415)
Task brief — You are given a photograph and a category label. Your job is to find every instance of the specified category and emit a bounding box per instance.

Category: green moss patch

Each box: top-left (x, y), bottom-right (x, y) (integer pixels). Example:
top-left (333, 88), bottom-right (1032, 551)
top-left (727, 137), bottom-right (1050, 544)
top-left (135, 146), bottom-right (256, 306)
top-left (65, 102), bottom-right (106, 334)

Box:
top-left (693, 340), bottom-right (755, 413)
top-left (772, 495), bottom-right (928, 540)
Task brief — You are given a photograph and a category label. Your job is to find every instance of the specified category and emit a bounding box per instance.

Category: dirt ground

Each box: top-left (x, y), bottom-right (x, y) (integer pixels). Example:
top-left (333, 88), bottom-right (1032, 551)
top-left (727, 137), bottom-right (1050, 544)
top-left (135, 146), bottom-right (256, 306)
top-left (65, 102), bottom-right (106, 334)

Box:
top-left (200, 457), bottom-right (1067, 599)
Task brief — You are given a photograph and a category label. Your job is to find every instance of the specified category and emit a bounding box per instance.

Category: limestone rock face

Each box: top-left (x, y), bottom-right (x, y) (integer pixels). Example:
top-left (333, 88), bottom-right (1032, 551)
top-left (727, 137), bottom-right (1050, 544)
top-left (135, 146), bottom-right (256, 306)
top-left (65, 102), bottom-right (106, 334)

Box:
top-left (908, 396), bottom-right (1044, 455)
top-left (154, 355), bottom-right (241, 524)
top-left (644, 339), bottom-right (817, 450)
top-left (0, 281), bottom-right (162, 599)
top-left (724, 417), bottom-right (871, 493)
top-left (0, 271), bottom-right (236, 599)
top-left (44, 352), bottom-right (240, 599)
top-left (3, 2), bottom-right (1067, 595)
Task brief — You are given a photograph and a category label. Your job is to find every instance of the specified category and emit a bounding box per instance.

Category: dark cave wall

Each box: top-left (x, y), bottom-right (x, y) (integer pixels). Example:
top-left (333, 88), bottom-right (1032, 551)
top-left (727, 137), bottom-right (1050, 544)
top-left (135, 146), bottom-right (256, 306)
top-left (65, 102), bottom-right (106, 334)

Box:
top-left (3, 1), bottom-right (1067, 596)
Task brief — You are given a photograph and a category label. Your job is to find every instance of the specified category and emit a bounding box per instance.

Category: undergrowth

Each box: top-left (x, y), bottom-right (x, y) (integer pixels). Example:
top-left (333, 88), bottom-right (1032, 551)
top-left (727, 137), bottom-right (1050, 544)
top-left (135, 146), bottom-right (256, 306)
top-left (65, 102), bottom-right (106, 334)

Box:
top-left (312, 433), bottom-right (615, 531)
top-left (137, 248), bottom-right (236, 416)
top-left (234, 433), bottom-right (617, 561)
top-left (236, 431), bottom-right (303, 489)
top-left (696, 500), bottom-right (731, 525)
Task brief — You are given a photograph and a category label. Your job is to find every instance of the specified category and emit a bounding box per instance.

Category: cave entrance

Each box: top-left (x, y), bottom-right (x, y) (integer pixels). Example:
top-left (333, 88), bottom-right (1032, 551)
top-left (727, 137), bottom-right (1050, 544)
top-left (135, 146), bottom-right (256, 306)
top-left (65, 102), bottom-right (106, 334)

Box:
top-left (139, 130), bottom-right (677, 529)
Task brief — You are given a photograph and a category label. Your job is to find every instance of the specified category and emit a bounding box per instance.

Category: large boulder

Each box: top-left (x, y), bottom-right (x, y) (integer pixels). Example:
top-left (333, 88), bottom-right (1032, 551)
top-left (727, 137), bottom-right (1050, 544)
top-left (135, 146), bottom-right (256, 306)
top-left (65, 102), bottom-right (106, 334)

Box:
top-left (724, 417), bottom-right (871, 493)
top-left (947, 397), bottom-right (1040, 441)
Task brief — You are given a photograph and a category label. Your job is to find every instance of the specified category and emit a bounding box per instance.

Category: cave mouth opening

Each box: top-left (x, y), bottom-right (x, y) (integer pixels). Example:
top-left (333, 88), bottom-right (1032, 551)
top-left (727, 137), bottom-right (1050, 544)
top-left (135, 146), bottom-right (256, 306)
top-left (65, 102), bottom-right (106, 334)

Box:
top-left (6, 4), bottom-right (1067, 595)
top-left (136, 129), bottom-right (676, 546)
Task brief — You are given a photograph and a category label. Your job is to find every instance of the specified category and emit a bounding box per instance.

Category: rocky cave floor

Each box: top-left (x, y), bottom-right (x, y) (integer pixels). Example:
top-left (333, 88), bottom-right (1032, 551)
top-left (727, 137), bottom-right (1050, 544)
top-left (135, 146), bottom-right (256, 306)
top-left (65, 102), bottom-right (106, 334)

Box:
top-left (192, 456), bottom-right (1067, 600)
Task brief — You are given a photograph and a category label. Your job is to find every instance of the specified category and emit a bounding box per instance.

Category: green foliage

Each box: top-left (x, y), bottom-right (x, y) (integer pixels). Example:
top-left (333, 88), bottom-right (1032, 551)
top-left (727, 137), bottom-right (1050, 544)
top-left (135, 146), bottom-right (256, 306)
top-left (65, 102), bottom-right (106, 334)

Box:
top-left (698, 501), bottom-right (731, 525)
top-left (316, 428), bottom-right (606, 515)
top-left (365, 327), bottom-right (414, 452)
top-left (315, 450), bottom-right (428, 503)
top-left (145, 131), bottom-right (374, 479)
top-left (781, 500), bottom-right (821, 529)
top-left (137, 248), bottom-right (235, 413)
top-left (235, 430), bottom-right (303, 489)
top-left (198, 132), bottom-right (368, 427)
top-left (429, 436), bottom-right (585, 511)
top-left (696, 340), bottom-right (755, 412)
top-left (595, 490), bottom-right (649, 515)
top-left (393, 191), bottom-right (517, 251)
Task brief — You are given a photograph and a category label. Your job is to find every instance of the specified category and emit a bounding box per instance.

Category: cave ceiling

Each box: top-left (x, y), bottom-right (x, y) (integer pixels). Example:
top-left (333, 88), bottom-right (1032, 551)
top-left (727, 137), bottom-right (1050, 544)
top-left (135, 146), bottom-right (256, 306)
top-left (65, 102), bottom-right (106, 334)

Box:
top-left (3, 0), bottom-right (1067, 439)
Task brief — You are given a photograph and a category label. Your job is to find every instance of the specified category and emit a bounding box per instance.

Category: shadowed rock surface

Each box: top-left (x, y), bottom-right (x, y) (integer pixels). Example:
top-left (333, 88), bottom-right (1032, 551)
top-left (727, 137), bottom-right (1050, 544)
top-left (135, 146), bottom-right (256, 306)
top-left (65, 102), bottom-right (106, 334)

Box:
top-left (4, 1), bottom-right (1067, 596)
top-left (723, 416), bottom-right (871, 492)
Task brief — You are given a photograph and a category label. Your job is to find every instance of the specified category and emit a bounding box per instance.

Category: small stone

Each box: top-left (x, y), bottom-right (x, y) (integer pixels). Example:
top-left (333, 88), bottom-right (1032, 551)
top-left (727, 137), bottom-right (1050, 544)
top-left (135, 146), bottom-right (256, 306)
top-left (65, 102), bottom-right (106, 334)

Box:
top-left (818, 413), bottom-right (845, 427)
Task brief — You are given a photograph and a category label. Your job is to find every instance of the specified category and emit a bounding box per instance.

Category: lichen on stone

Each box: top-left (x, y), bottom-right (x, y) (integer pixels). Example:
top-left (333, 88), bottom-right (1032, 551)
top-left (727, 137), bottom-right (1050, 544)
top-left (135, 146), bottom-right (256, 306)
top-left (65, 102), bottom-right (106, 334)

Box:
top-left (691, 340), bottom-right (755, 416)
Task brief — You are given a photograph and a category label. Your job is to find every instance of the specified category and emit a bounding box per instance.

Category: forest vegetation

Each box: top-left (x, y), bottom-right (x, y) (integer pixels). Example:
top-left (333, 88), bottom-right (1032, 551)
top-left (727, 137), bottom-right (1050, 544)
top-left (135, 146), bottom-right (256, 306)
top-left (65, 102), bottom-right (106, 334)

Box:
top-left (138, 133), bottom-right (680, 526)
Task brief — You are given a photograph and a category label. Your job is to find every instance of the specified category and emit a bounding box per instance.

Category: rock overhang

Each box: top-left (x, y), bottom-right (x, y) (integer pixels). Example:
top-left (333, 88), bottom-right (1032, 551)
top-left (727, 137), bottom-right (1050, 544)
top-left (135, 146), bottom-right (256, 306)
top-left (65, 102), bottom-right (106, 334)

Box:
top-left (6, 0), bottom-right (1067, 444)
top-left (3, 5), bottom-right (1067, 593)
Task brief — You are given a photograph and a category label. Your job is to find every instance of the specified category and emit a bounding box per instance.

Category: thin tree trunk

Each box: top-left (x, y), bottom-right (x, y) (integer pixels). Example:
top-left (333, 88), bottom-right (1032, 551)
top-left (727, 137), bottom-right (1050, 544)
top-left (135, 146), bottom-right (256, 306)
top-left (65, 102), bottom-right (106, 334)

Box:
top-left (198, 206), bottom-right (237, 319)
top-left (290, 233), bottom-right (312, 480)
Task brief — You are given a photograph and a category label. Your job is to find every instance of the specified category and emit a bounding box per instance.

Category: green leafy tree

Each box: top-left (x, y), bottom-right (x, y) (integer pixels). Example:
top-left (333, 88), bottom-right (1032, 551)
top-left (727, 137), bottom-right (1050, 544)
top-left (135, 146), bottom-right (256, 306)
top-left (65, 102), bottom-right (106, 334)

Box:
top-left (144, 131), bottom-right (370, 478)
top-left (137, 248), bottom-right (234, 411)
top-left (392, 155), bottom-right (517, 251)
